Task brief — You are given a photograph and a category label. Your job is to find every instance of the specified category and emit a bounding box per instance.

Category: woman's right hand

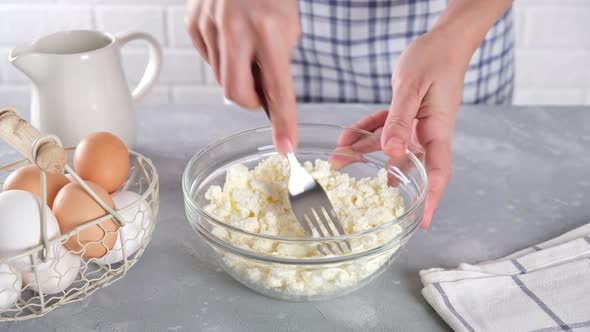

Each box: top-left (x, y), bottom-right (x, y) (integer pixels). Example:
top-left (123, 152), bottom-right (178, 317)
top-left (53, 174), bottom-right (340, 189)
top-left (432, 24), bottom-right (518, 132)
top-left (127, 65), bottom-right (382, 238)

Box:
top-left (185, 0), bottom-right (301, 153)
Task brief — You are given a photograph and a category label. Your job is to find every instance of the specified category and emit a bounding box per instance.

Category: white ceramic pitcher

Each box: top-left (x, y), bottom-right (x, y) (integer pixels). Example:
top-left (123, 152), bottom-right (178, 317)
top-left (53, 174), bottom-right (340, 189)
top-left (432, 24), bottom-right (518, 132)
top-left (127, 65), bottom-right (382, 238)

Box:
top-left (9, 30), bottom-right (162, 147)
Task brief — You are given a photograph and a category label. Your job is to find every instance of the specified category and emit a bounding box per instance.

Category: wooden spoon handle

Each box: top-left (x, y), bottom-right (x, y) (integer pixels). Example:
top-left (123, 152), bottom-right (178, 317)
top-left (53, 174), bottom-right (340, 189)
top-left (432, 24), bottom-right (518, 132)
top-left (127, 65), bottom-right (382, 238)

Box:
top-left (0, 106), bottom-right (67, 173)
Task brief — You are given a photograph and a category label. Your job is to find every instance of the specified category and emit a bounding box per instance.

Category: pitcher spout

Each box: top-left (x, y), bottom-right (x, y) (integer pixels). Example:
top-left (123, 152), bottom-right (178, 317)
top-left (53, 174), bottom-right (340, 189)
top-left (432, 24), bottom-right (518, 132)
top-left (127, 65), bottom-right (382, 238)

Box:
top-left (9, 46), bottom-right (48, 83)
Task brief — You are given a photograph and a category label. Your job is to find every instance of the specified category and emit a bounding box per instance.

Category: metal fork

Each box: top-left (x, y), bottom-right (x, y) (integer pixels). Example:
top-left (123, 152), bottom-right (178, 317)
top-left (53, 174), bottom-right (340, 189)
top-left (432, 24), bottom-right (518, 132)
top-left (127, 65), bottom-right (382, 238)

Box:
top-left (252, 64), bottom-right (351, 255)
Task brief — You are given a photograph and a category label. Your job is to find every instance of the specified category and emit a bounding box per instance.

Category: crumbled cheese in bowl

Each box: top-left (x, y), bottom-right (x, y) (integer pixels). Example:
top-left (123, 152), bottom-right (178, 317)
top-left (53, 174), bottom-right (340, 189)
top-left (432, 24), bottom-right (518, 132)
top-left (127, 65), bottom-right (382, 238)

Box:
top-left (204, 155), bottom-right (406, 299)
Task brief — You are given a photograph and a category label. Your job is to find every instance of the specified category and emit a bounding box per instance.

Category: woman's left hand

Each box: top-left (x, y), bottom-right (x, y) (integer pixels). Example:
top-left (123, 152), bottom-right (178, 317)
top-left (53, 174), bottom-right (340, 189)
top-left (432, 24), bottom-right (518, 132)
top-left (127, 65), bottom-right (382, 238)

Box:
top-left (338, 28), bottom-right (472, 228)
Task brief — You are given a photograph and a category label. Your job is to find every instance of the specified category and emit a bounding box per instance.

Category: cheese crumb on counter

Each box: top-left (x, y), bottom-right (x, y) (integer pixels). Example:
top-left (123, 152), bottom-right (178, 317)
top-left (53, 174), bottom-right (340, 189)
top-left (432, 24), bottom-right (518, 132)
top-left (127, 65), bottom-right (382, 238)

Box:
top-left (204, 155), bottom-right (405, 298)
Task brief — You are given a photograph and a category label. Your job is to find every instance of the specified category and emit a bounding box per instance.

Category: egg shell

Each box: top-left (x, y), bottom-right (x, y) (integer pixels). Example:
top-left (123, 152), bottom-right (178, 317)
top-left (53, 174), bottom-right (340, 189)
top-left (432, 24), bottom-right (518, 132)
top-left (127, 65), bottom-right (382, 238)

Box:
top-left (0, 190), bottom-right (60, 272)
top-left (73, 132), bottom-right (130, 193)
top-left (0, 264), bottom-right (22, 310)
top-left (22, 246), bottom-right (81, 295)
top-left (96, 191), bottom-right (152, 265)
top-left (2, 165), bottom-right (69, 207)
top-left (53, 182), bottom-right (119, 259)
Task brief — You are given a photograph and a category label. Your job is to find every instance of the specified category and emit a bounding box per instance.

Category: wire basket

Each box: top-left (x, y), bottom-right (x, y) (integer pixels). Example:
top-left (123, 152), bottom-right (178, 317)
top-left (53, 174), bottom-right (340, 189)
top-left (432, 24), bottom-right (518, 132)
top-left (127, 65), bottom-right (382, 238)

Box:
top-left (0, 108), bottom-right (159, 321)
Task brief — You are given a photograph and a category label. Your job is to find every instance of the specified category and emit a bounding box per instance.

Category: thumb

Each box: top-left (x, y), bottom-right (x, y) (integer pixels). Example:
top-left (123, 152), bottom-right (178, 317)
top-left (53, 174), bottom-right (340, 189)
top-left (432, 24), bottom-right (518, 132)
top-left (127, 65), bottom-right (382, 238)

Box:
top-left (381, 83), bottom-right (420, 156)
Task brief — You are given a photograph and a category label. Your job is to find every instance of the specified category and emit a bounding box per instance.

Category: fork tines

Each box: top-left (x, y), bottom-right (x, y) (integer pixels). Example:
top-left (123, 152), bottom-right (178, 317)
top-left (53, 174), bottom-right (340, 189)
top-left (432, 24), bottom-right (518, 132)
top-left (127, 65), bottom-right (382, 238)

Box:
top-left (298, 206), bottom-right (352, 256)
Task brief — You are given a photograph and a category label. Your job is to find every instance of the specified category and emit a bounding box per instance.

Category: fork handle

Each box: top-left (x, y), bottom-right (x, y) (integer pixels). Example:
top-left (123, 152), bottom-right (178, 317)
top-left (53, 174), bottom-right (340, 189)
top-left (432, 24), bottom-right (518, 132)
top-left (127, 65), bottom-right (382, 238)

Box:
top-left (252, 63), bottom-right (271, 121)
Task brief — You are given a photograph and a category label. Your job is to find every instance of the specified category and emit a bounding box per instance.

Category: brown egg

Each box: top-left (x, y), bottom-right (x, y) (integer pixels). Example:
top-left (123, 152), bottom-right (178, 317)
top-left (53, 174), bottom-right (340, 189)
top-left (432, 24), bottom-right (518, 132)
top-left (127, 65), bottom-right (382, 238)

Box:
top-left (74, 132), bottom-right (129, 193)
top-left (2, 165), bottom-right (69, 207)
top-left (53, 181), bottom-right (119, 258)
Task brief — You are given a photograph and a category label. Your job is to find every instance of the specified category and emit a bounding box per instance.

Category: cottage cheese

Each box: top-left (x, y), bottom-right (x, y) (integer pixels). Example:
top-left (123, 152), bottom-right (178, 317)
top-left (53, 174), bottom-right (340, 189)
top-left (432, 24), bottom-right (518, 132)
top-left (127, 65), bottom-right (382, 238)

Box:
top-left (204, 156), bottom-right (405, 298)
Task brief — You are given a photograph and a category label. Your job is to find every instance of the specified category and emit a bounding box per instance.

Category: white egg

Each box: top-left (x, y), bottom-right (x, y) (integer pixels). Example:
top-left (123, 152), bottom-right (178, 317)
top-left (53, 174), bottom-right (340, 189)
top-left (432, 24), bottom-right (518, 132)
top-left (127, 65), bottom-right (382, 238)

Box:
top-left (22, 246), bottom-right (80, 295)
top-left (0, 190), bottom-right (61, 272)
top-left (0, 264), bottom-right (22, 310)
top-left (95, 191), bottom-right (152, 265)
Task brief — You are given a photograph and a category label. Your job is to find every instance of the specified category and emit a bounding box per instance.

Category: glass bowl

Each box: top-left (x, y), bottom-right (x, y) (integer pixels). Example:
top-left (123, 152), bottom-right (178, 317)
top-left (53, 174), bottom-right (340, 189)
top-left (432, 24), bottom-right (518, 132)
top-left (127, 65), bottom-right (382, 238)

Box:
top-left (182, 124), bottom-right (427, 301)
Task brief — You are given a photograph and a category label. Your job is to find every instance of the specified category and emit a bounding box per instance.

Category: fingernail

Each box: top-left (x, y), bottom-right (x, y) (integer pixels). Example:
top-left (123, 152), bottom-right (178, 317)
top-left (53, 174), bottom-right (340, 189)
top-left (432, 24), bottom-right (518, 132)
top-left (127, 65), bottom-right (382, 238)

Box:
top-left (385, 137), bottom-right (405, 155)
top-left (222, 97), bottom-right (235, 106)
top-left (420, 219), bottom-right (430, 229)
top-left (276, 136), bottom-right (293, 154)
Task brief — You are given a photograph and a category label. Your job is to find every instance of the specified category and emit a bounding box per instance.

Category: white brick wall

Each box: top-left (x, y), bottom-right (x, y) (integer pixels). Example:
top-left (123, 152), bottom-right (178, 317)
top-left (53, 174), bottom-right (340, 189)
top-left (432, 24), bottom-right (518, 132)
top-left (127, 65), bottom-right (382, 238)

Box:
top-left (514, 0), bottom-right (590, 105)
top-left (0, 0), bottom-right (218, 110)
top-left (0, 0), bottom-right (589, 108)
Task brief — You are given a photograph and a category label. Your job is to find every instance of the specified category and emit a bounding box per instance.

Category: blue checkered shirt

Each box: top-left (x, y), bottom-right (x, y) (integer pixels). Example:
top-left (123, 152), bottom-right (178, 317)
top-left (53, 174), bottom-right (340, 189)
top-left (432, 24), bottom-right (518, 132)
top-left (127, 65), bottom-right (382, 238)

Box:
top-left (292, 0), bottom-right (514, 104)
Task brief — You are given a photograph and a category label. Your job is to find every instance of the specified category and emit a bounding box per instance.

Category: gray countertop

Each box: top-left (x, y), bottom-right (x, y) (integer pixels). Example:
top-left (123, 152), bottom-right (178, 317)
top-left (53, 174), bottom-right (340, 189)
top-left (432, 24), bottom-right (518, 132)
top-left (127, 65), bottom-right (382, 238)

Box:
top-left (2, 104), bottom-right (590, 332)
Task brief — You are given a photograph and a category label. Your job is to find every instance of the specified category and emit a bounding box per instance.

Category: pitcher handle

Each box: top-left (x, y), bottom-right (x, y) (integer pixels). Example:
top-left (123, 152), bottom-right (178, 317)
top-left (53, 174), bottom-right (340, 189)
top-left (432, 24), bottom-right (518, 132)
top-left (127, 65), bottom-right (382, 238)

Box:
top-left (116, 32), bottom-right (163, 103)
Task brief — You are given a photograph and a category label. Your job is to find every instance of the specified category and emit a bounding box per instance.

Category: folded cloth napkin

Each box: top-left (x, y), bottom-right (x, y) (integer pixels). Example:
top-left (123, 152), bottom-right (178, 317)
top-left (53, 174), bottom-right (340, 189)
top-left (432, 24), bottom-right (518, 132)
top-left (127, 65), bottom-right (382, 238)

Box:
top-left (421, 223), bottom-right (590, 332)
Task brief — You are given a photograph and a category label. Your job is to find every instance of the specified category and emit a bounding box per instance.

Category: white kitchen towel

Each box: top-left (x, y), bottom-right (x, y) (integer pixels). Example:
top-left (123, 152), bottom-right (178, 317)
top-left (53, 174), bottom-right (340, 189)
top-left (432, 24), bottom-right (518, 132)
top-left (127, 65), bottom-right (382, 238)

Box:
top-left (421, 223), bottom-right (590, 332)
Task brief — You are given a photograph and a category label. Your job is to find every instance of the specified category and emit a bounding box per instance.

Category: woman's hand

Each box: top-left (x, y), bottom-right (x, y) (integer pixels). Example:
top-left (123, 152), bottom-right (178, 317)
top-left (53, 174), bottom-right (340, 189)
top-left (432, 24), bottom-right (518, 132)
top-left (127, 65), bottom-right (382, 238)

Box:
top-left (338, 29), bottom-right (470, 228)
top-left (339, 0), bottom-right (512, 228)
top-left (185, 0), bottom-right (301, 153)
